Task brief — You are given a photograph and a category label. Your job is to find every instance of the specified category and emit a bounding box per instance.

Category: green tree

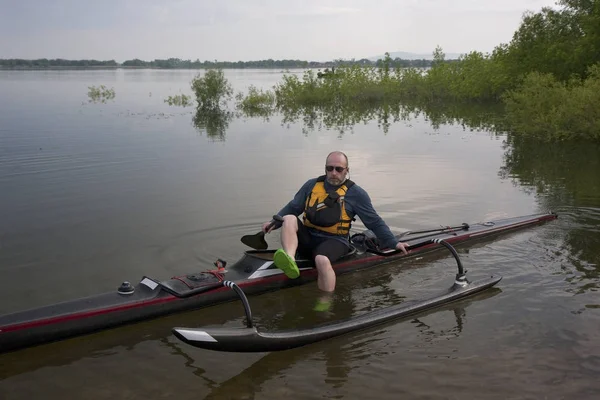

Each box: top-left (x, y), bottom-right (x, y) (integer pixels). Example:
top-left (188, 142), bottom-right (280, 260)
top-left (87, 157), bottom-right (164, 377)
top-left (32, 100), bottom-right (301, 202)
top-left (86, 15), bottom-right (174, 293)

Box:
top-left (191, 69), bottom-right (233, 111)
top-left (503, 0), bottom-right (600, 81)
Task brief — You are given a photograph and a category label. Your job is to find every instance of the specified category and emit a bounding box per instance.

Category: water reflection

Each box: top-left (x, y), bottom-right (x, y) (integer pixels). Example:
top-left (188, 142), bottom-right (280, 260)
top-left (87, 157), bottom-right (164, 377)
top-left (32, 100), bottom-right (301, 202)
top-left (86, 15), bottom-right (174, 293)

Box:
top-left (192, 107), bottom-right (233, 141)
top-left (257, 99), bottom-right (506, 136)
top-left (198, 290), bottom-right (499, 400)
top-left (0, 299), bottom-right (251, 380)
top-left (411, 307), bottom-right (466, 339)
top-left (159, 337), bottom-right (218, 387)
top-left (500, 137), bottom-right (600, 206)
top-left (173, 94), bottom-right (507, 139)
top-left (199, 342), bottom-right (349, 400)
top-left (500, 137), bottom-right (600, 294)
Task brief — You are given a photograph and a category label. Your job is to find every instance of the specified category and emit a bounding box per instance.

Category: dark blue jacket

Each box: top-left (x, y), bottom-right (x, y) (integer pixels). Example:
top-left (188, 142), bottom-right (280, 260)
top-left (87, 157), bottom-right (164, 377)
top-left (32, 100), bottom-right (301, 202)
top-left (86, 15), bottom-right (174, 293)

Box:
top-left (277, 177), bottom-right (398, 249)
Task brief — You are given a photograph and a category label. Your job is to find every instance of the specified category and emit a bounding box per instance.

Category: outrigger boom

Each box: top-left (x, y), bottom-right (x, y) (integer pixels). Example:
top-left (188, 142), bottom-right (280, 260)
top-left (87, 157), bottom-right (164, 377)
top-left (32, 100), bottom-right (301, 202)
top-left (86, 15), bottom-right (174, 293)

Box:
top-left (173, 239), bottom-right (501, 352)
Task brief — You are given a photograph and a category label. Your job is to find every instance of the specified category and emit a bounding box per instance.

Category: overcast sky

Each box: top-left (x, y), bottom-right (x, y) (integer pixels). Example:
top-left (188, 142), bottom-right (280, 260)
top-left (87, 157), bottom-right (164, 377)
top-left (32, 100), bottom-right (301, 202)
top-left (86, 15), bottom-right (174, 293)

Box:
top-left (0, 0), bottom-right (559, 62)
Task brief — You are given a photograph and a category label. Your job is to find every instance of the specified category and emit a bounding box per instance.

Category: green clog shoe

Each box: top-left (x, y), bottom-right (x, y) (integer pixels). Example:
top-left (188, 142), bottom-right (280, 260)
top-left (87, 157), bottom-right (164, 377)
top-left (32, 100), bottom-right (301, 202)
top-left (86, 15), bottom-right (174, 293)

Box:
top-left (273, 249), bottom-right (300, 279)
top-left (313, 299), bottom-right (332, 312)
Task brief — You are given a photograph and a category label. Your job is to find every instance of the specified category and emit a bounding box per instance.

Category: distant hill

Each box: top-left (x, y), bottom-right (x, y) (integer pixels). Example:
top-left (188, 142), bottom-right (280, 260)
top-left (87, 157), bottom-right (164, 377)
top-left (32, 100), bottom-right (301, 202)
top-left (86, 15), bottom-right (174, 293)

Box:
top-left (367, 51), bottom-right (463, 61)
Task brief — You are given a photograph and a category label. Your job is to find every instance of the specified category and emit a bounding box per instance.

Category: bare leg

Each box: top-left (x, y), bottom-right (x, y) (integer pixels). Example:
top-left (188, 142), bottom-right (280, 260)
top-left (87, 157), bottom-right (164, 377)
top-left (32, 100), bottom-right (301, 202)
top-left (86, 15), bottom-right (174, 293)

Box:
top-left (281, 215), bottom-right (299, 259)
top-left (314, 255), bottom-right (336, 292)
top-left (314, 255), bottom-right (335, 312)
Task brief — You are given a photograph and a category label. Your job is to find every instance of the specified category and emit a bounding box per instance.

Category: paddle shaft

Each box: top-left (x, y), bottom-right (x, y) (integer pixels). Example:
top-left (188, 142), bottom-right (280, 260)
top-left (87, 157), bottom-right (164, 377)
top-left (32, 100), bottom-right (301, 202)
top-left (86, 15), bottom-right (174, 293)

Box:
top-left (395, 225), bottom-right (469, 243)
top-left (399, 223), bottom-right (469, 237)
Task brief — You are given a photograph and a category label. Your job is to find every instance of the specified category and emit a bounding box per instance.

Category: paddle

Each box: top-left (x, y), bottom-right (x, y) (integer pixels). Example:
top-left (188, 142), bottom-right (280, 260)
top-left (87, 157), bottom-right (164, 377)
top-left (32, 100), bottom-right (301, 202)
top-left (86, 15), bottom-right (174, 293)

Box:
top-left (358, 224), bottom-right (472, 256)
top-left (241, 215), bottom-right (283, 250)
top-left (398, 223), bottom-right (469, 237)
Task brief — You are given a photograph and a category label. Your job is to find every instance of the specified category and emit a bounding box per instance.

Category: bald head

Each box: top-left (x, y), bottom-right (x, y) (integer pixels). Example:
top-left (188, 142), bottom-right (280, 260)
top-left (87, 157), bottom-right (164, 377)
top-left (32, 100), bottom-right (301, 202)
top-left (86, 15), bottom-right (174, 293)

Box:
top-left (325, 151), bottom-right (348, 168)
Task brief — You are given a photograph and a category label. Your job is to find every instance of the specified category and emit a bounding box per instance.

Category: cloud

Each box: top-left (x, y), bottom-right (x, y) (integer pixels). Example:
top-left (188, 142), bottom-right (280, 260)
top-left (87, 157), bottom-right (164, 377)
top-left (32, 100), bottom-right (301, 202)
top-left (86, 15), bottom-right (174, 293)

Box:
top-left (0, 0), bottom-right (560, 61)
top-left (313, 6), bottom-right (362, 15)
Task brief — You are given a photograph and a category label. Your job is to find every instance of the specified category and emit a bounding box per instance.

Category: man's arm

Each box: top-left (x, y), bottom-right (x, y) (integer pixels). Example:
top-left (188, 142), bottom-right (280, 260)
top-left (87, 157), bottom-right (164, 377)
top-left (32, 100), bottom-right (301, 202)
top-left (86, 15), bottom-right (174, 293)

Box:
top-left (263, 179), bottom-right (314, 233)
top-left (276, 178), bottom-right (316, 217)
top-left (349, 186), bottom-right (399, 249)
top-left (262, 179), bottom-right (314, 233)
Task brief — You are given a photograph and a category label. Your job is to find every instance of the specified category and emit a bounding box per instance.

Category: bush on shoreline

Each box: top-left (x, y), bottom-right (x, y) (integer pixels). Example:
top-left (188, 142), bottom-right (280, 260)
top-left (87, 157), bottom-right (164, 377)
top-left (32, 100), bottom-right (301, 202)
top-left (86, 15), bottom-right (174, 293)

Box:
top-left (503, 64), bottom-right (600, 141)
top-left (193, 0), bottom-right (600, 141)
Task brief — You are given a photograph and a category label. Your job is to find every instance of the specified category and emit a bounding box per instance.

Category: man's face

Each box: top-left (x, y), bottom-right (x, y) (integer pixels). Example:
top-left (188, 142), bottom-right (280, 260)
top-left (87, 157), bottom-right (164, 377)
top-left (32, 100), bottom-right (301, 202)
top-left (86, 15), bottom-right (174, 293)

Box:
top-left (325, 154), bottom-right (348, 186)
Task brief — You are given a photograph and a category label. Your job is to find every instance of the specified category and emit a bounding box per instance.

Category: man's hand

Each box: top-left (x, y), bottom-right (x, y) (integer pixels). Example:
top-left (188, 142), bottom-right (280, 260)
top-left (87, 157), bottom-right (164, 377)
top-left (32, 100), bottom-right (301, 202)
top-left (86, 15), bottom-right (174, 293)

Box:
top-left (395, 241), bottom-right (410, 255)
top-left (262, 221), bottom-right (275, 233)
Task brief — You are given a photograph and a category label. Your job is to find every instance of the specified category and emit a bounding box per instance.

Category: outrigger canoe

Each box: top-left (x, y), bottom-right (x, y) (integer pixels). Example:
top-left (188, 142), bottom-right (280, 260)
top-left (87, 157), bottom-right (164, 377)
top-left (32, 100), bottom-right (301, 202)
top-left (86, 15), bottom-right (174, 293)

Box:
top-left (0, 212), bottom-right (557, 353)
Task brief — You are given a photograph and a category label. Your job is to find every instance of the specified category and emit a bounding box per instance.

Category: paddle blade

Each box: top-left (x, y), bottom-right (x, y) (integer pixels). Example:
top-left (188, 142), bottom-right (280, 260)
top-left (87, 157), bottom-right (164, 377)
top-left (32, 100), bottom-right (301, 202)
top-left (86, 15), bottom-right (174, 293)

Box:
top-left (241, 231), bottom-right (268, 250)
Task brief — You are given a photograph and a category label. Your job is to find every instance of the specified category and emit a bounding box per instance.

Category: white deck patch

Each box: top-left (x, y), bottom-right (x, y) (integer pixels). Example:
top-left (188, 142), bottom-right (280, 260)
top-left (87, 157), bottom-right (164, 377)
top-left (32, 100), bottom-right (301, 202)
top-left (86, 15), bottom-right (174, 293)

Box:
top-left (176, 329), bottom-right (217, 342)
top-left (248, 260), bottom-right (311, 279)
top-left (140, 277), bottom-right (159, 290)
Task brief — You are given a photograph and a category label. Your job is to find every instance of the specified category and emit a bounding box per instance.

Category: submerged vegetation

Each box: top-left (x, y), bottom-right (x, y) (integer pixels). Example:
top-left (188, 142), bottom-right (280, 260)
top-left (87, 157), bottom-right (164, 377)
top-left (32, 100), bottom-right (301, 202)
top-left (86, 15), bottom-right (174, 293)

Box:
top-left (191, 69), bottom-right (233, 111)
top-left (189, 69), bottom-right (234, 141)
top-left (87, 85), bottom-right (116, 103)
top-left (235, 85), bottom-right (275, 116)
top-left (164, 93), bottom-right (193, 107)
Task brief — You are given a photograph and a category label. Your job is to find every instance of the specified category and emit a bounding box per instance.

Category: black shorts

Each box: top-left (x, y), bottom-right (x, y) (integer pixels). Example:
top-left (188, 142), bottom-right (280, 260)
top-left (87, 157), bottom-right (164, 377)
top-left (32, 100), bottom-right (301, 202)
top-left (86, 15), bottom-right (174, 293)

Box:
top-left (296, 217), bottom-right (350, 262)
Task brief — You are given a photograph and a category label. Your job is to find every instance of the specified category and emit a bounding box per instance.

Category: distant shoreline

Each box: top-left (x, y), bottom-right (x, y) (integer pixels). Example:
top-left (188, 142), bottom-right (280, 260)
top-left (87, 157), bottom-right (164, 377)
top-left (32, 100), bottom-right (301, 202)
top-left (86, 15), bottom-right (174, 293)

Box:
top-left (0, 66), bottom-right (319, 71)
top-left (0, 55), bottom-right (438, 71)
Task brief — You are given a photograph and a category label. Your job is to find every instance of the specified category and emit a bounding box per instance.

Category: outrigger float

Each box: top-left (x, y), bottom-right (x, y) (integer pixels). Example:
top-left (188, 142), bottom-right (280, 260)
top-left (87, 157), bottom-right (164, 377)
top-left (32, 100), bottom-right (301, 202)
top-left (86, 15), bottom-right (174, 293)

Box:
top-left (0, 212), bottom-right (556, 353)
top-left (173, 238), bottom-right (501, 352)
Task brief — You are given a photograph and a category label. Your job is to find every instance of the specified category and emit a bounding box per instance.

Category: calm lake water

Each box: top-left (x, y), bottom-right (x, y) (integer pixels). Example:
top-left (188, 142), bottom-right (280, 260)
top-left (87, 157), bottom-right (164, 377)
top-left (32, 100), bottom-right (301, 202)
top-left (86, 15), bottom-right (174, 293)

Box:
top-left (0, 69), bottom-right (599, 399)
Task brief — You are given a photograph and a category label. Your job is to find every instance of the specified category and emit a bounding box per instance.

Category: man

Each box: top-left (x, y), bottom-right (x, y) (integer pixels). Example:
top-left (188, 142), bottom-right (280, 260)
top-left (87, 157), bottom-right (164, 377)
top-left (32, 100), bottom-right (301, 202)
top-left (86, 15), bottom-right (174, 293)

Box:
top-left (262, 151), bottom-right (409, 310)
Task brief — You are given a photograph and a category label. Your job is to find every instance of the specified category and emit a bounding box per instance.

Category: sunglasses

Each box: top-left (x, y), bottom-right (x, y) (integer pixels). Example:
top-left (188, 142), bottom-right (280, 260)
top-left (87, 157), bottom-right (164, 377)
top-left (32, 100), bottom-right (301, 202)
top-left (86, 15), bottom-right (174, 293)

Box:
top-left (326, 166), bottom-right (346, 173)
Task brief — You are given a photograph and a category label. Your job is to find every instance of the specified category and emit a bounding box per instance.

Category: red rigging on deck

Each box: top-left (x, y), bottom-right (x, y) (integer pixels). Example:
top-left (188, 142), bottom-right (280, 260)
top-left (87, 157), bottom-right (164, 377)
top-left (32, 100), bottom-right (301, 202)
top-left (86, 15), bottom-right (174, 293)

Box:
top-left (0, 212), bottom-right (557, 354)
